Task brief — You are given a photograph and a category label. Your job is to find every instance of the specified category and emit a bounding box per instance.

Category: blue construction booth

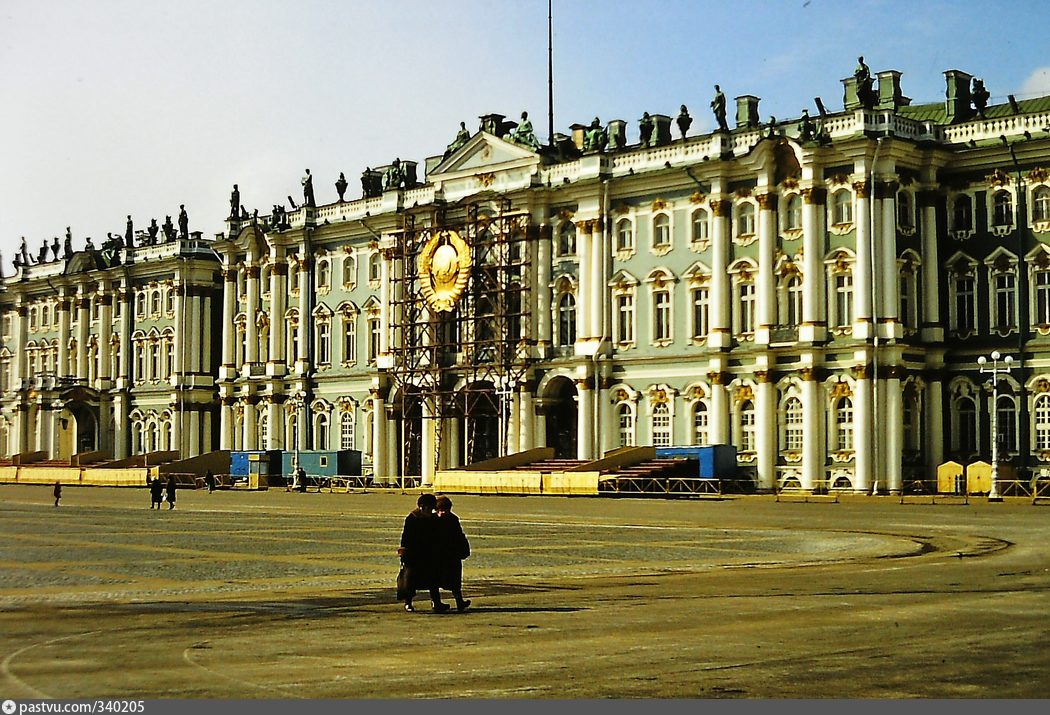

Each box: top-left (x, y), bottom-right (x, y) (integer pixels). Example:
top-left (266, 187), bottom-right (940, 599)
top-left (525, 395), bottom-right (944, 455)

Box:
top-left (229, 450), bottom-right (362, 489)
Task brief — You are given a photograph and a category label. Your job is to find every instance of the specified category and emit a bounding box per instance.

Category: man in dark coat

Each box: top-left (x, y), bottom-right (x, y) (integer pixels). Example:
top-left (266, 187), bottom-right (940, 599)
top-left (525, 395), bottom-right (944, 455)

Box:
top-left (435, 495), bottom-right (471, 612)
top-left (149, 477), bottom-right (164, 509)
top-left (165, 476), bottom-right (177, 510)
top-left (398, 493), bottom-right (449, 613)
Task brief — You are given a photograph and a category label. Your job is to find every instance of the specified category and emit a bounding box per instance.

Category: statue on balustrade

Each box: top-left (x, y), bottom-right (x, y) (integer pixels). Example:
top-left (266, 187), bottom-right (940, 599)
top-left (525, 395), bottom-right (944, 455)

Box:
top-left (676, 105), bottom-right (693, 140)
top-left (162, 215), bottom-right (176, 242)
top-left (37, 239), bottom-right (49, 264)
top-left (125, 215), bottom-right (134, 249)
top-left (639, 111), bottom-right (654, 146)
top-left (798, 109), bottom-right (817, 141)
top-left (335, 172), bottom-right (348, 202)
top-left (854, 56), bottom-right (877, 110)
top-left (18, 237), bottom-right (30, 266)
top-left (384, 158), bottom-right (405, 191)
top-left (972, 78), bottom-right (990, 119)
top-left (510, 111), bottom-right (541, 151)
top-left (51, 236), bottom-right (60, 261)
top-left (302, 169), bottom-right (316, 207)
top-left (147, 219), bottom-right (159, 244)
top-left (230, 184), bottom-right (240, 217)
top-left (178, 205), bottom-right (189, 240)
top-left (583, 117), bottom-right (607, 152)
top-left (711, 85), bottom-right (729, 133)
top-left (63, 228), bottom-right (73, 258)
top-left (444, 121), bottom-right (471, 158)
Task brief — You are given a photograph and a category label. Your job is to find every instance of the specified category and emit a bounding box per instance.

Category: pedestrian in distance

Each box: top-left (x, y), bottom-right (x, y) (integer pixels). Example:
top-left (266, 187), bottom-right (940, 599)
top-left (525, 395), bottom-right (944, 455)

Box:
top-left (205, 470), bottom-right (216, 493)
top-left (398, 493), bottom-right (450, 613)
top-left (434, 495), bottom-right (471, 612)
top-left (53, 480), bottom-right (62, 508)
top-left (150, 477), bottom-right (164, 509)
top-left (165, 475), bottom-right (177, 510)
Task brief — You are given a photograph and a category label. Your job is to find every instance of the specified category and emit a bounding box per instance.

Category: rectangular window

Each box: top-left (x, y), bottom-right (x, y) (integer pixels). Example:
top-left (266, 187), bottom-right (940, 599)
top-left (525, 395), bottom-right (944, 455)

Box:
top-left (738, 282), bottom-right (755, 333)
top-left (692, 287), bottom-right (710, 338)
top-left (994, 272), bottom-right (1016, 330)
top-left (654, 290), bottom-right (671, 341)
top-left (343, 318), bottom-right (357, 363)
top-left (616, 294), bottom-right (634, 343)
top-left (835, 274), bottom-right (853, 327)
top-left (368, 318), bottom-right (380, 363)
top-left (318, 322), bottom-right (331, 365)
top-left (954, 275), bottom-right (975, 331)
top-left (1039, 271), bottom-right (1050, 325)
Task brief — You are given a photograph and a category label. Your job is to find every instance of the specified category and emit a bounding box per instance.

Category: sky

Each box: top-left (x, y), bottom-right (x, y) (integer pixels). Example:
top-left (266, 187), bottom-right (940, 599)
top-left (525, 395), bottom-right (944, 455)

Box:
top-left (2, 0), bottom-right (1050, 268)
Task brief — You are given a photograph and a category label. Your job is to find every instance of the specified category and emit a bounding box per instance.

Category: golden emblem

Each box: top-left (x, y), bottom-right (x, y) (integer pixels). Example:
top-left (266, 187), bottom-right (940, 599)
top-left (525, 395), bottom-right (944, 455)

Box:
top-left (419, 230), bottom-right (471, 312)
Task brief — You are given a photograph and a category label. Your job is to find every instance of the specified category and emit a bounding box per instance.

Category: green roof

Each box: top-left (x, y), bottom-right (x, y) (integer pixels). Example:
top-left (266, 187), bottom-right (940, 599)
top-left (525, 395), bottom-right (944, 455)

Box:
top-left (898, 95), bottom-right (1050, 125)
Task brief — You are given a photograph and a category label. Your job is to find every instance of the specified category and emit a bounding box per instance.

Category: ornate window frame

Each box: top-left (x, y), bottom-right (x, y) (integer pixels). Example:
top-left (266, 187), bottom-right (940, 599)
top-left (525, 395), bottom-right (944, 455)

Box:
top-left (644, 268), bottom-right (677, 347)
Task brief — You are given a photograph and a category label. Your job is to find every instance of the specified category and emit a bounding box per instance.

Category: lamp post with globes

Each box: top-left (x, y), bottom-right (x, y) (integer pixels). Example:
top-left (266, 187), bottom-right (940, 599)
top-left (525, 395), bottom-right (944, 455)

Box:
top-left (978, 350), bottom-right (1013, 502)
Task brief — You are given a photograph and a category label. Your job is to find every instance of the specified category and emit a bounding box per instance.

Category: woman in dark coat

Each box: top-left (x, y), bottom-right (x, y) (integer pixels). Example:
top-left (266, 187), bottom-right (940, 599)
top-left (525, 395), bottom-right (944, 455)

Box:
top-left (149, 477), bottom-right (164, 509)
top-left (398, 493), bottom-right (449, 612)
top-left (165, 476), bottom-right (177, 510)
top-left (435, 495), bottom-right (471, 612)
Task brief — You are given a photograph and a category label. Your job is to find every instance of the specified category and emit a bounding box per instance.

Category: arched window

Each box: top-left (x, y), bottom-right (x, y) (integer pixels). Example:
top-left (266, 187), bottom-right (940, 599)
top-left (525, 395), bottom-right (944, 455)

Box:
top-left (996, 395), bottom-right (1017, 452)
top-left (954, 396), bottom-right (977, 452)
top-left (653, 214), bottom-right (671, 248)
top-left (557, 292), bottom-right (576, 346)
top-left (315, 412), bottom-right (329, 450)
top-left (691, 208), bottom-right (710, 244)
top-left (342, 255), bottom-right (357, 286)
top-left (832, 189), bottom-right (853, 225)
top-left (784, 397), bottom-right (803, 451)
top-left (558, 221), bottom-right (577, 256)
top-left (739, 400), bottom-right (756, 452)
top-left (368, 252), bottom-right (382, 282)
top-left (151, 290), bottom-right (162, 316)
top-left (784, 195), bottom-right (802, 231)
top-left (993, 190), bottom-right (1013, 227)
top-left (692, 401), bottom-right (708, 445)
top-left (1034, 187), bottom-right (1050, 223)
top-left (737, 203), bottom-right (755, 237)
top-left (343, 312), bottom-right (357, 364)
top-left (1035, 394), bottom-right (1050, 450)
top-left (903, 390), bottom-right (920, 452)
top-left (341, 411), bottom-right (356, 450)
top-left (367, 315), bottom-right (381, 363)
top-left (835, 397), bottom-right (854, 451)
top-left (616, 219), bottom-right (634, 252)
top-left (652, 402), bottom-right (671, 447)
top-left (317, 260), bottom-right (331, 290)
top-left (617, 403), bottom-right (634, 448)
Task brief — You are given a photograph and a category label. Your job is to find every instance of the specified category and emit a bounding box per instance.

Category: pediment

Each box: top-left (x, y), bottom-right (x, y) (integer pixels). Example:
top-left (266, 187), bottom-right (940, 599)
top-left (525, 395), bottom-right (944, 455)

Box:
top-left (429, 132), bottom-right (539, 178)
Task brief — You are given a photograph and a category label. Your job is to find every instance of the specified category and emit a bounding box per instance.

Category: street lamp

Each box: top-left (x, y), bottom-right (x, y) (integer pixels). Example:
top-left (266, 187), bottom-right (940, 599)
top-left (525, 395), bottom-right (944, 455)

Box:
top-left (978, 350), bottom-right (1013, 501)
top-left (289, 391), bottom-right (304, 490)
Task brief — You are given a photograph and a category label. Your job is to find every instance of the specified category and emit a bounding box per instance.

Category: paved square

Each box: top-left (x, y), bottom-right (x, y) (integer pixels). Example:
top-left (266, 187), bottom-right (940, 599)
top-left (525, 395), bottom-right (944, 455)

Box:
top-left (2, 485), bottom-right (1049, 698)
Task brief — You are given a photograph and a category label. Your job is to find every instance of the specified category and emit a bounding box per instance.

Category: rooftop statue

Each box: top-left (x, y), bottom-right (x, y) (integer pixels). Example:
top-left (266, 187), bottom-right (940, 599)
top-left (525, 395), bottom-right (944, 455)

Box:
top-left (63, 228), bottom-right (73, 258)
top-left (361, 168), bottom-right (383, 199)
top-left (125, 215), bottom-right (134, 249)
top-left (972, 78), bottom-right (990, 119)
top-left (798, 109), bottom-right (817, 141)
top-left (18, 236), bottom-right (30, 266)
top-left (854, 55), bottom-right (877, 110)
top-left (335, 172), bottom-right (348, 202)
top-left (583, 117), bottom-right (607, 152)
top-left (676, 105), bottom-right (693, 140)
top-left (711, 85), bottom-right (729, 133)
top-left (147, 219), bottom-right (159, 244)
top-left (444, 121), bottom-right (471, 158)
top-left (302, 169), bottom-right (316, 207)
top-left (639, 111), bottom-right (654, 147)
top-left (230, 184), bottom-right (240, 217)
top-left (162, 215), bottom-right (176, 243)
top-left (510, 111), bottom-right (541, 151)
top-left (766, 115), bottom-right (778, 139)
top-left (37, 239), bottom-right (49, 264)
top-left (51, 236), bottom-right (60, 261)
top-left (178, 205), bottom-right (189, 240)
top-left (84, 236), bottom-right (95, 252)
top-left (384, 158), bottom-right (405, 191)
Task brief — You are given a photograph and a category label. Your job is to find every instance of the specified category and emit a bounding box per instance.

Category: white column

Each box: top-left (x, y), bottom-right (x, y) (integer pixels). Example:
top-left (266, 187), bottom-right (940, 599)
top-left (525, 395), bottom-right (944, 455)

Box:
top-left (222, 268), bottom-right (237, 369)
top-left (536, 224), bottom-right (552, 349)
top-left (113, 394), bottom-right (129, 459)
top-left (220, 399), bottom-right (234, 450)
top-left (76, 290), bottom-right (89, 378)
top-left (926, 379), bottom-right (944, 479)
top-left (853, 367), bottom-right (874, 492)
top-left (270, 256), bottom-right (287, 364)
top-left (246, 263), bottom-right (260, 364)
top-left (118, 286), bottom-right (131, 384)
top-left (756, 194), bottom-right (777, 340)
top-left (506, 391), bottom-right (520, 455)
top-left (755, 374), bottom-right (776, 491)
top-left (920, 191), bottom-right (941, 333)
top-left (99, 288), bottom-right (113, 381)
top-left (267, 399), bottom-right (281, 450)
top-left (447, 415), bottom-right (461, 469)
top-left (421, 399), bottom-right (435, 486)
top-left (372, 392), bottom-right (387, 482)
top-left (297, 260), bottom-right (311, 371)
top-left (801, 370), bottom-right (822, 491)
top-left (879, 183), bottom-right (899, 333)
top-left (379, 248), bottom-right (391, 357)
top-left (709, 372), bottom-right (730, 445)
top-left (801, 187), bottom-right (826, 341)
top-left (853, 180), bottom-right (874, 339)
top-left (576, 377), bottom-right (594, 460)
top-left (709, 198), bottom-right (731, 347)
top-left (11, 302), bottom-right (26, 386)
top-left (577, 219), bottom-right (593, 342)
top-left (57, 293), bottom-right (71, 378)
top-left (591, 218), bottom-right (606, 342)
top-left (519, 384), bottom-right (534, 452)
top-left (885, 370), bottom-right (903, 494)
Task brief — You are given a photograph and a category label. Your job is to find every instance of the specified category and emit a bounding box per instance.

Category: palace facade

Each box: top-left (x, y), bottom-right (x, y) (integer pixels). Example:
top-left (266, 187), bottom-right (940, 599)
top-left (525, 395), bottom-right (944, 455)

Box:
top-left (6, 64), bottom-right (1050, 493)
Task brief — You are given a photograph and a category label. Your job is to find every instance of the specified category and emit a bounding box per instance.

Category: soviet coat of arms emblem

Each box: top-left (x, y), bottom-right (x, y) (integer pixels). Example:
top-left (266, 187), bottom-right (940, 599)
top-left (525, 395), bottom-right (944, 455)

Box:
top-left (419, 230), bottom-right (471, 312)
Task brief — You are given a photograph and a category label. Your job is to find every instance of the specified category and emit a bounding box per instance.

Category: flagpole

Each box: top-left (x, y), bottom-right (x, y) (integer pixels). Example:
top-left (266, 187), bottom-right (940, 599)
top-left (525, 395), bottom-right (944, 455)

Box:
top-left (547, 0), bottom-right (554, 148)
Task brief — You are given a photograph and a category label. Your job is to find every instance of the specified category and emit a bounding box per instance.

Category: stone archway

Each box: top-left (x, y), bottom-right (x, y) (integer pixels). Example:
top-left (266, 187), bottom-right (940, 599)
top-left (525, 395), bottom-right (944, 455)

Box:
top-left (544, 376), bottom-right (578, 459)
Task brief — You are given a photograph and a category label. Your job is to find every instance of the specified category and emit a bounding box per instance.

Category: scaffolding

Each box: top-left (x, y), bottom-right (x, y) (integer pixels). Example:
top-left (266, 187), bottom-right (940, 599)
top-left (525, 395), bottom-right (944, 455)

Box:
top-left (387, 198), bottom-right (533, 481)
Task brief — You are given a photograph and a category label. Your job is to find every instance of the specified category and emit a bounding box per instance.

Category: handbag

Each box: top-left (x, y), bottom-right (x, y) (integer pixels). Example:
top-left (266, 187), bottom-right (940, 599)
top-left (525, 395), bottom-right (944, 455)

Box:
top-left (396, 560), bottom-right (412, 601)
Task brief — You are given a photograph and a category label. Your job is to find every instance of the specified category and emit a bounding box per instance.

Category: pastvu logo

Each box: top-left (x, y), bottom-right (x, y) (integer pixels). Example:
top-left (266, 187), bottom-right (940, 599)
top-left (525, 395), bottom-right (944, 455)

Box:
top-left (2, 699), bottom-right (16, 714)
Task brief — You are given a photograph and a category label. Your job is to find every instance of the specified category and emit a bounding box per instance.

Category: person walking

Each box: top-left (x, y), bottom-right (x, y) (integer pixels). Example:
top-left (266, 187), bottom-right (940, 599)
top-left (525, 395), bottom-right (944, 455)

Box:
top-left (398, 493), bottom-right (449, 613)
top-left (150, 477), bottom-right (164, 509)
top-left (53, 480), bottom-right (62, 508)
top-left (434, 495), bottom-right (471, 612)
top-left (205, 470), bottom-right (216, 493)
top-left (165, 475), bottom-right (177, 510)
